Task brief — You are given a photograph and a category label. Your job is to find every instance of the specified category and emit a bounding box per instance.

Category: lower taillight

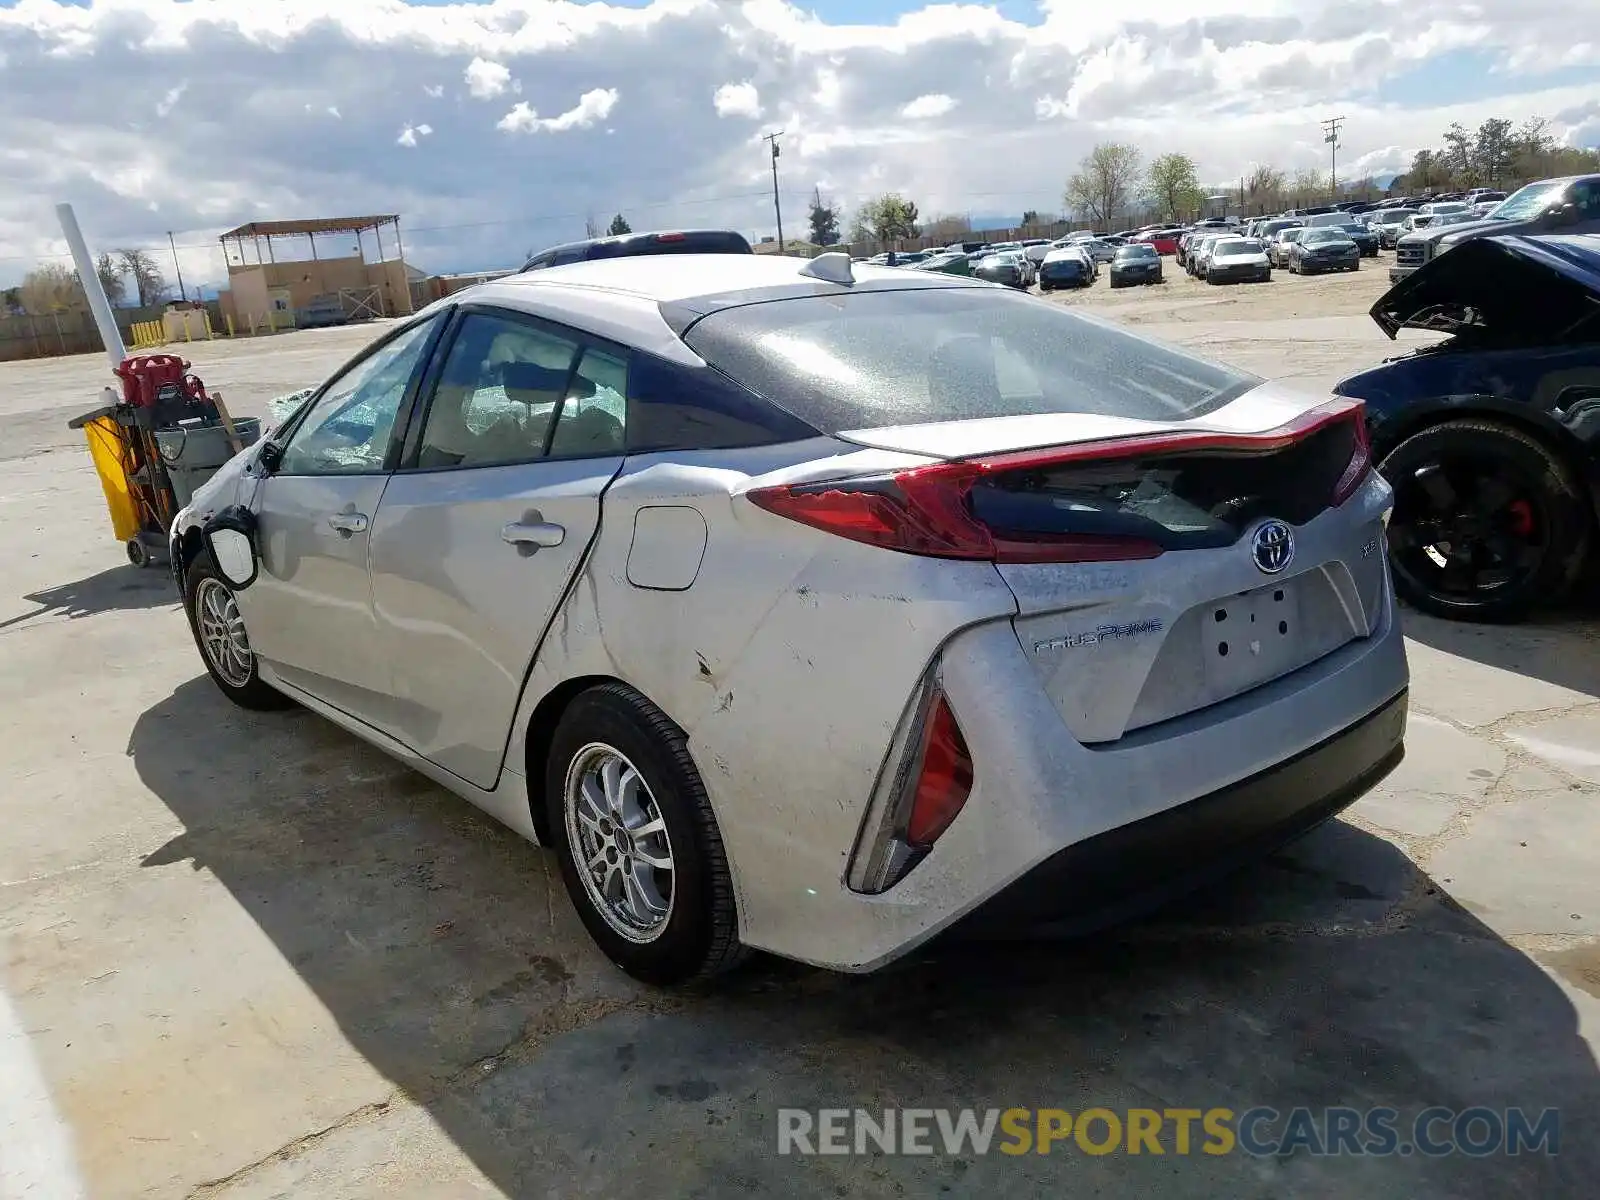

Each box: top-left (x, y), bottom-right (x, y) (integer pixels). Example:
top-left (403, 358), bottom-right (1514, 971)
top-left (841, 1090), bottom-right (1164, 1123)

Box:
top-left (847, 679), bottom-right (974, 894)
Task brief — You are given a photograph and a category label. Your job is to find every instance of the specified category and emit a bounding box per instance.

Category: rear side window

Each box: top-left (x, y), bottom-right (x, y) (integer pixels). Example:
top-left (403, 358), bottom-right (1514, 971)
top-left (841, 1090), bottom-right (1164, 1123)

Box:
top-left (681, 288), bottom-right (1258, 432)
top-left (624, 353), bottom-right (816, 452)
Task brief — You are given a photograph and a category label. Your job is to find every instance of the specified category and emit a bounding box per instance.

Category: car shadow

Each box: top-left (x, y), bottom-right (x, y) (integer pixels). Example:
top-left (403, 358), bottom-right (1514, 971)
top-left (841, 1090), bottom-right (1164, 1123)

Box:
top-left (1401, 603), bottom-right (1600, 699)
top-left (128, 677), bottom-right (1598, 1197)
top-left (1, 564), bottom-right (175, 631)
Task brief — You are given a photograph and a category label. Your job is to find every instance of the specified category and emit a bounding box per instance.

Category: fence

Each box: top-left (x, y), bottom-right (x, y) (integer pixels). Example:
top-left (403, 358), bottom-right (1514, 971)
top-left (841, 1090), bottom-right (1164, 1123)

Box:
top-left (0, 299), bottom-right (286, 363)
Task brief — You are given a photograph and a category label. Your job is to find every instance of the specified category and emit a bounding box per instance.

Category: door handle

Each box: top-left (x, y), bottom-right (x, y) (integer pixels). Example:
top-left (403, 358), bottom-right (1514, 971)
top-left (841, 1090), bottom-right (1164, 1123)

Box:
top-left (327, 512), bottom-right (369, 535)
top-left (502, 520), bottom-right (565, 549)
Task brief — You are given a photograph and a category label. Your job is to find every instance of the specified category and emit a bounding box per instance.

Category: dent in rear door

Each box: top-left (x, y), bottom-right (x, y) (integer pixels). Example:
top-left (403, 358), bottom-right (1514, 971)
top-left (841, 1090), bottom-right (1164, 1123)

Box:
top-left (367, 456), bottom-right (622, 787)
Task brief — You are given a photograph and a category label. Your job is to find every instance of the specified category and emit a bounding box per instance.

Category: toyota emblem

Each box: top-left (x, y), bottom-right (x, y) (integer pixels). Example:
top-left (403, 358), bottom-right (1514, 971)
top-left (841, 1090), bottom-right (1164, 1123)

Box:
top-left (1251, 519), bottom-right (1295, 575)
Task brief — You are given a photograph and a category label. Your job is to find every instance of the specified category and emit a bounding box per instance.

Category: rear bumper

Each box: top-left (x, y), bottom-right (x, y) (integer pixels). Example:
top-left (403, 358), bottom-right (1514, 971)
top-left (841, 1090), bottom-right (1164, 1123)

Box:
top-left (951, 689), bottom-right (1406, 938)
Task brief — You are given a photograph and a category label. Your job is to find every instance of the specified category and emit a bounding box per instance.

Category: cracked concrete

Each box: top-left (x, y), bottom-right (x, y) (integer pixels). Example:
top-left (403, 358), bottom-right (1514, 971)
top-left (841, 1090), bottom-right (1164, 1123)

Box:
top-left (2, 274), bottom-right (1597, 1199)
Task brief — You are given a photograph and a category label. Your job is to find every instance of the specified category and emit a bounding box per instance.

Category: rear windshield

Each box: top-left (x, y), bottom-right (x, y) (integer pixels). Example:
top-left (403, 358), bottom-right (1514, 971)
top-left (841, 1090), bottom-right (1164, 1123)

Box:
top-left (1214, 239), bottom-right (1262, 254)
top-left (680, 287), bottom-right (1258, 432)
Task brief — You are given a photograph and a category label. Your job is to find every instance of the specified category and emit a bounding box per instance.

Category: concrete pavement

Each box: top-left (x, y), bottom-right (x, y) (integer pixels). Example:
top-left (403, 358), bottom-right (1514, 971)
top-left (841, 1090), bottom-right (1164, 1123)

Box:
top-left (1, 288), bottom-right (1596, 1199)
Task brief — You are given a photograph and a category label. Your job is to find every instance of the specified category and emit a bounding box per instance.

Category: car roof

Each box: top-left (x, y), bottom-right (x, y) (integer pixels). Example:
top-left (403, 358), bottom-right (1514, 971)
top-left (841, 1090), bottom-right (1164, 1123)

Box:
top-left (423, 253), bottom-right (993, 360)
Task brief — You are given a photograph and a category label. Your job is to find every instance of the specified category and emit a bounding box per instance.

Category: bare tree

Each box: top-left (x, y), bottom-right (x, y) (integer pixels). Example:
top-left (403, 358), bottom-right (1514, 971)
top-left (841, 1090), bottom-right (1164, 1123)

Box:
top-left (117, 248), bottom-right (167, 307)
top-left (1064, 142), bottom-right (1142, 226)
top-left (924, 213), bottom-right (972, 242)
top-left (95, 252), bottom-right (126, 307)
top-left (1244, 164), bottom-right (1286, 211)
top-left (584, 213), bottom-right (601, 239)
top-left (18, 263), bottom-right (86, 315)
top-left (1289, 167), bottom-right (1329, 206)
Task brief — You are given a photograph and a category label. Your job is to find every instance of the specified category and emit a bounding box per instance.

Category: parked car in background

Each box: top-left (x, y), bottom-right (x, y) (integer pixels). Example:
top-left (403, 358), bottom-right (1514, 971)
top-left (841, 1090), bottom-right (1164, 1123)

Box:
top-left (1107, 242), bottom-right (1164, 287)
top-left (1037, 245), bottom-right (1095, 290)
top-left (1204, 237), bottom-right (1273, 284)
top-left (1269, 227), bottom-right (1307, 268)
top-left (1075, 238), bottom-right (1118, 265)
top-left (1333, 221), bottom-right (1381, 257)
top-left (975, 251), bottom-right (1032, 289)
top-left (1335, 233), bottom-right (1600, 622)
top-left (1288, 228), bottom-right (1361, 274)
top-left (1390, 173), bottom-right (1600, 283)
top-left (523, 229), bottom-right (753, 270)
top-left (1188, 233), bottom-right (1230, 277)
top-left (917, 252), bottom-right (974, 277)
top-left (1135, 229), bottom-right (1182, 254)
top-left (1369, 209), bottom-right (1418, 248)
top-left (1464, 189), bottom-right (1507, 207)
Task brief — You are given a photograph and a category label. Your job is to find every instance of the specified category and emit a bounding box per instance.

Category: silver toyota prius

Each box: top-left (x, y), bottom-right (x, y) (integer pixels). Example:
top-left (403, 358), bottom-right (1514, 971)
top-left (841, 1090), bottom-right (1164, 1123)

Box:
top-left (170, 253), bottom-right (1409, 985)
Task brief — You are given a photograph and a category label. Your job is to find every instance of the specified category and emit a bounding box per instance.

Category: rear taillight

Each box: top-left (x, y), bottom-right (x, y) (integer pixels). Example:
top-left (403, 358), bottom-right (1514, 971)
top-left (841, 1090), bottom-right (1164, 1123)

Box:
top-left (847, 679), bottom-right (975, 894)
top-left (749, 400), bottom-right (1371, 562)
top-left (1332, 406), bottom-right (1372, 505)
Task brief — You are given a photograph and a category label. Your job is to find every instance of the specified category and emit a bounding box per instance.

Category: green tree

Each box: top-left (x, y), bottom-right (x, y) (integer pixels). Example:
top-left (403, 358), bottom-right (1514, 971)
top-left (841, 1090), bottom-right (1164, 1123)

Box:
top-left (807, 187), bottom-right (840, 246)
top-left (860, 193), bottom-right (920, 243)
top-left (1473, 118), bottom-right (1514, 185)
top-left (1020, 210), bottom-right (1041, 226)
top-left (1406, 148), bottom-right (1449, 191)
top-left (1441, 122), bottom-right (1475, 184)
top-left (1146, 153), bottom-right (1205, 222)
top-left (607, 213), bottom-right (632, 236)
top-left (1064, 142), bottom-right (1142, 226)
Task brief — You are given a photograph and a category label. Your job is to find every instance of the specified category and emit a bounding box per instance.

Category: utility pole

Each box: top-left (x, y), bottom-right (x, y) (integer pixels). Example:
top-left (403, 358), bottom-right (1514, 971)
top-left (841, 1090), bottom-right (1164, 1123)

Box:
top-left (167, 231), bottom-right (187, 302)
top-left (1321, 116), bottom-right (1345, 199)
top-left (763, 131), bottom-right (784, 252)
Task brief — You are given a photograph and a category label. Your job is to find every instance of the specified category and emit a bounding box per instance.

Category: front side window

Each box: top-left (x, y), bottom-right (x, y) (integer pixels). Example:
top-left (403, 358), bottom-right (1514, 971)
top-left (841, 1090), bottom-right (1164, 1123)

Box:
top-left (415, 311), bottom-right (630, 468)
top-left (1570, 180), bottom-right (1600, 217)
top-left (682, 286), bottom-right (1257, 432)
top-left (277, 315), bottom-right (440, 475)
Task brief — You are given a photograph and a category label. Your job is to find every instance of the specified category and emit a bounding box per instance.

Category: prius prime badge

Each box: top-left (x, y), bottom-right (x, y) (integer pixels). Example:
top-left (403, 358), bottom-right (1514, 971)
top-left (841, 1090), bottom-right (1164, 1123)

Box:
top-left (1251, 519), bottom-right (1295, 575)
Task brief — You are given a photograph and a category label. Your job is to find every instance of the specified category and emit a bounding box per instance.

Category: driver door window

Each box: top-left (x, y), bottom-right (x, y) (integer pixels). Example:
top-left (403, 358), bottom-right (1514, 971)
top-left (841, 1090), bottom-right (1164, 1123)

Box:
top-left (277, 316), bottom-right (440, 475)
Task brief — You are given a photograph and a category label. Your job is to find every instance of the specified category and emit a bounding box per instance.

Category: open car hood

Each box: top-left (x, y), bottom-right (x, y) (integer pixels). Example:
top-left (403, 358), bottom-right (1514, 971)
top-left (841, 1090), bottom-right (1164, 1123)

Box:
top-left (1368, 233), bottom-right (1600, 342)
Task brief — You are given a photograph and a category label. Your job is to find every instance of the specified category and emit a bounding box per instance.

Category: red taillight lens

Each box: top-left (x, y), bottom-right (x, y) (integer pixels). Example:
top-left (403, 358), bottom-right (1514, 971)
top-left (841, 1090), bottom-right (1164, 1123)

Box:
top-left (904, 692), bottom-right (974, 847)
top-left (747, 462), bottom-right (1164, 565)
top-left (749, 400), bottom-right (1371, 562)
top-left (1332, 405), bottom-right (1372, 505)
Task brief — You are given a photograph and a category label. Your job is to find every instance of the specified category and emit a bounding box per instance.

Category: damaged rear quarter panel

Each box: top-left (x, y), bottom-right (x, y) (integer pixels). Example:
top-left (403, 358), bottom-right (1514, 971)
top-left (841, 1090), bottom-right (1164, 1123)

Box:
top-left (506, 440), bottom-right (1020, 957)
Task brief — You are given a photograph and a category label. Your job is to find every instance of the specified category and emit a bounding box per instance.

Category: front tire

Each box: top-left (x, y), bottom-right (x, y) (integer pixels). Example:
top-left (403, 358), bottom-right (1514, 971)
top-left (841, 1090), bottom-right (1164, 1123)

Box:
top-left (183, 557), bottom-right (294, 710)
top-left (545, 684), bottom-right (745, 985)
top-left (1381, 419), bottom-right (1592, 623)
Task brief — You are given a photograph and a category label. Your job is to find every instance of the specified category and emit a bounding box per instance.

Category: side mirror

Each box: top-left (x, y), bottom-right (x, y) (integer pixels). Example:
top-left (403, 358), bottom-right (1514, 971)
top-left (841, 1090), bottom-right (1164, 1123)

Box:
top-left (258, 441), bottom-right (284, 474)
top-left (202, 506), bottom-right (260, 590)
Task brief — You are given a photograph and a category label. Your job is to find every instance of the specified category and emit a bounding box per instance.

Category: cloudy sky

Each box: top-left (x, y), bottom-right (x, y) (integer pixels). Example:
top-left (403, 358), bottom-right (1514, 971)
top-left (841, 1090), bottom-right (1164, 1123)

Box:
top-left (2, 0), bottom-right (1598, 292)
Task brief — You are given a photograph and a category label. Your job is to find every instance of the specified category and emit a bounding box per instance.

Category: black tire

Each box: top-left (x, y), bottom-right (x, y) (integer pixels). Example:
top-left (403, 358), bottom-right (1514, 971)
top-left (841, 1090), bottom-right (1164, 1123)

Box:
top-left (183, 556), bottom-right (295, 711)
top-left (1380, 419), bottom-right (1592, 623)
top-left (545, 683), bottom-right (745, 986)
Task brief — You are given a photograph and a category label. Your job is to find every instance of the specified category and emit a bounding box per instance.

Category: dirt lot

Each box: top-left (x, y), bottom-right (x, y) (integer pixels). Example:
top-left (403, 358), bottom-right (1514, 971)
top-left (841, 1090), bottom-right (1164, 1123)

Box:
top-left (1, 261), bottom-right (1597, 1199)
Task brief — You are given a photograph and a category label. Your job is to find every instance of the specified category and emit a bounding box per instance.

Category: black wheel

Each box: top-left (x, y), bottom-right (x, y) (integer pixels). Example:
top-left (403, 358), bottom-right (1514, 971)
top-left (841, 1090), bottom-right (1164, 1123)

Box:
top-left (127, 538), bottom-right (150, 568)
top-left (183, 556), bottom-right (295, 710)
top-left (1381, 419), bottom-right (1592, 623)
top-left (545, 683), bottom-right (745, 985)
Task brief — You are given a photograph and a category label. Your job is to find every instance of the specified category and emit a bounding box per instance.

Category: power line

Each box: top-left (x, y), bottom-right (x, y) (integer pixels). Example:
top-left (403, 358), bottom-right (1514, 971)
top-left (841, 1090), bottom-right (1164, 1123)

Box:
top-left (1321, 115), bottom-right (1345, 195)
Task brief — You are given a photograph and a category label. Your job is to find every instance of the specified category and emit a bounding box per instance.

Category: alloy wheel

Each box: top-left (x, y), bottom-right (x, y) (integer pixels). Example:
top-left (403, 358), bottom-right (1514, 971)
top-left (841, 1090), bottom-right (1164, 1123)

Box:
top-left (195, 577), bottom-right (253, 688)
top-left (564, 743), bottom-right (676, 943)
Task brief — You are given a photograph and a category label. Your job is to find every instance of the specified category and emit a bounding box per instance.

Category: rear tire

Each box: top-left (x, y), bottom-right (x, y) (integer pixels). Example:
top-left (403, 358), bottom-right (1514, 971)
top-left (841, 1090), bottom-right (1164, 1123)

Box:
top-left (1380, 419), bottom-right (1592, 623)
top-left (183, 557), bottom-right (295, 711)
top-left (545, 684), bottom-right (746, 986)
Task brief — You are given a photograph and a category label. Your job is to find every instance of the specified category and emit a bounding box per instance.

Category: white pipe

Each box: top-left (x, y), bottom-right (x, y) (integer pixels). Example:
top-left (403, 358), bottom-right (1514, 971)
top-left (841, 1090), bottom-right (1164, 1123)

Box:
top-left (54, 203), bottom-right (127, 372)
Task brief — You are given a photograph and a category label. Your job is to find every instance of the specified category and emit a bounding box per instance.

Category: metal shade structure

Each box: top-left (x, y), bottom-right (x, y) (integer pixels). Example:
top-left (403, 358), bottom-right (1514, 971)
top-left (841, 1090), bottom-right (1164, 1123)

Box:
top-left (219, 214), bottom-right (405, 267)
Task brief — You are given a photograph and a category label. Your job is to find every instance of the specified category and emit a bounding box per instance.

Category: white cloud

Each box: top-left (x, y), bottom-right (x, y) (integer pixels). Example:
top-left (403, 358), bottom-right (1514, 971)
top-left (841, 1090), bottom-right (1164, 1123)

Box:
top-left (155, 81), bottom-right (187, 117)
top-left (498, 88), bottom-right (619, 135)
top-left (713, 81), bottom-right (762, 119)
top-left (1, 0), bottom-right (1597, 289)
top-left (464, 56), bottom-right (512, 100)
top-left (901, 93), bottom-right (955, 119)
